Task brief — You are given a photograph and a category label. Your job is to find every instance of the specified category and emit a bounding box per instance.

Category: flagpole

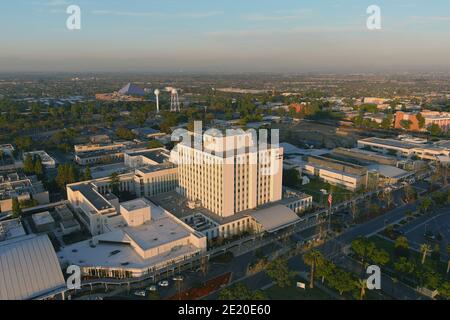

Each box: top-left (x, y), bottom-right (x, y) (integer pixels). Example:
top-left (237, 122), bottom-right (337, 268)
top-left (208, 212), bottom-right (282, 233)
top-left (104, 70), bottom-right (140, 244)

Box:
top-left (328, 192), bottom-right (332, 236)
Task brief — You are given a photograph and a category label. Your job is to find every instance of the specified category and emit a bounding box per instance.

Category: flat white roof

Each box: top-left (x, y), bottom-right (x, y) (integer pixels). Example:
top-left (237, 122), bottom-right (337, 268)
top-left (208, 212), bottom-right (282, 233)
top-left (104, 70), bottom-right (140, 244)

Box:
top-left (58, 204), bottom-right (204, 272)
top-left (121, 199), bottom-right (150, 212)
top-left (32, 211), bottom-right (55, 226)
top-left (58, 238), bottom-right (200, 271)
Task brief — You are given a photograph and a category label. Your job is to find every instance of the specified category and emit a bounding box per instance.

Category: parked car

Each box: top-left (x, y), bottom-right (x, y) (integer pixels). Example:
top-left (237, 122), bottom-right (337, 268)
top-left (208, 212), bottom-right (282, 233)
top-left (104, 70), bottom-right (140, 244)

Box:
top-left (158, 280), bottom-right (169, 287)
top-left (133, 290), bottom-right (146, 297)
top-left (147, 285), bottom-right (157, 292)
top-left (172, 275), bottom-right (184, 281)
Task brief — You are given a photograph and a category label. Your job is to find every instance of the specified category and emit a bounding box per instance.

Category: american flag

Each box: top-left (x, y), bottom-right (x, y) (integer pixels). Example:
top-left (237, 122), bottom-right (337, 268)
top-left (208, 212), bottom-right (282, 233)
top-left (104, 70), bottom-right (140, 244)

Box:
top-left (328, 194), bottom-right (333, 207)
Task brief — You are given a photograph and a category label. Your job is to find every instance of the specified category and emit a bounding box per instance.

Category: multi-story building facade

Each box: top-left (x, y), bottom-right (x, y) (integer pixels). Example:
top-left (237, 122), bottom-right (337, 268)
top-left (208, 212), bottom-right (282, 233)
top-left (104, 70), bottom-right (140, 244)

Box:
top-left (176, 130), bottom-right (283, 218)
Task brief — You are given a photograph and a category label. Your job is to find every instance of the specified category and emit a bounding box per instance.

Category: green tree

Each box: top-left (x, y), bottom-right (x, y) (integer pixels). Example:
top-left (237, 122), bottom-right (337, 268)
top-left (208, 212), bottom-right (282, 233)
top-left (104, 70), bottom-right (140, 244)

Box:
top-left (400, 120), bottom-right (412, 130)
top-left (15, 136), bottom-right (33, 151)
top-left (380, 115), bottom-right (393, 129)
top-left (12, 198), bottom-right (22, 218)
top-left (303, 250), bottom-right (324, 289)
top-left (356, 279), bottom-right (367, 300)
top-left (394, 257), bottom-right (415, 276)
top-left (282, 169), bottom-right (301, 189)
top-left (416, 113), bottom-right (425, 129)
top-left (351, 237), bottom-right (376, 268)
top-left (23, 153), bottom-right (34, 174)
top-left (447, 245), bottom-right (450, 274)
top-left (431, 244), bottom-right (440, 261)
top-left (427, 123), bottom-right (442, 136)
top-left (371, 247), bottom-right (390, 266)
top-left (404, 184), bottom-right (416, 202)
top-left (34, 156), bottom-right (44, 178)
top-left (420, 244), bottom-right (431, 264)
top-left (218, 283), bottom-right (266, 300)
top-left (439, 282), bottom-right (450, 300)
top-left (328, 269), bottom-right (356, 296)
top-left (420, 198), bottom-right (432, 213)
top-left (116, 127), bottom-right (136, 140)
top-left (395, 236), bottom-right (410, 257)
top-left (84, 166), bottom-right (92, 181)
top-left (56, 164), bottom-right (79, 190)
top-left (316, 259), bottom-right (336, 284)
top-left (110, 172), bottom-right (120, 195)
top-left (265, 258), bottom-right (294, 288)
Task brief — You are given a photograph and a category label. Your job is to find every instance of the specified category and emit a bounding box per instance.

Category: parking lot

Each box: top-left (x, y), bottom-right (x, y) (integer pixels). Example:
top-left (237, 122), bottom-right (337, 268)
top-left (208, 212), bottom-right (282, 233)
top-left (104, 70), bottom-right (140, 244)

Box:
top-left (401, 207), bottom-right (450, 259)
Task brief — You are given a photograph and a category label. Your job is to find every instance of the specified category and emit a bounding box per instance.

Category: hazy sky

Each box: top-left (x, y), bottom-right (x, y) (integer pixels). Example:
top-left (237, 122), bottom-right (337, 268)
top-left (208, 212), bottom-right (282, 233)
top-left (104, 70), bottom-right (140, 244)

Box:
top-left (1, 0), bottom-right (450, 73)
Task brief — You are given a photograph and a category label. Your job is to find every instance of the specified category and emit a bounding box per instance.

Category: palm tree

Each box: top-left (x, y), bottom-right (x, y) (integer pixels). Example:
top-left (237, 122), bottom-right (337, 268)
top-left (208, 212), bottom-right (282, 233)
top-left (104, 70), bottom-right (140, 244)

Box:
top-left (356, 279), bottom-right (367, 300)
top-left (446, 245), bottom-right (450, 274)
top-left (350, 201), bottom-right (358, 222)
top-left (303, 250), bottom-right (323, 289)
top-left (420, 244), bottom-right (431, 264)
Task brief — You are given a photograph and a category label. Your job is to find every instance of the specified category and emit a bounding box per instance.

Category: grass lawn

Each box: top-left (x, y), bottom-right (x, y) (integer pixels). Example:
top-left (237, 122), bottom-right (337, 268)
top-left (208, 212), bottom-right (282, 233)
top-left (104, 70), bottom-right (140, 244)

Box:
top-left (264, 284), bottom-right (333, 300)
top-left (297, 177), bottom-right (352, 205)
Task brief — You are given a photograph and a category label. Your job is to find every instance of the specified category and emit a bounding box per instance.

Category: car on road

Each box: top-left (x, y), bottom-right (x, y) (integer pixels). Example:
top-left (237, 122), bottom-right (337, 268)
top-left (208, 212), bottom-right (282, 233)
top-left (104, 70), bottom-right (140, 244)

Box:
top-left (133, 290), bottom-right (146, 297)
top-left (147, 285), bottom-right (157, 292)
top-left (172, 275), bottom-right (184, 281)
top-left (158, 280), bottom-right (169, 287)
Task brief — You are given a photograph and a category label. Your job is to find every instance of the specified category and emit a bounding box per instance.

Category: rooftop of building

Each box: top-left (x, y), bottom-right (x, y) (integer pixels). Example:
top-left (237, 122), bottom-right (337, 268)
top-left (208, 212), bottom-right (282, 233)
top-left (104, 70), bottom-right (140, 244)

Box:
top-left (32, 211), bottom-right (55, 226)
top-left (360, 137), bottom-right (449, 152)
top-left (120, 198), bottom-right (150, 212)
top-left (0, 219), bottom-right (26, 241)
top-left (0, 234), bottom-right (66, 300)
top-left (24, 150), bottom-right (54, 162)
top-left (366, 164), bottom-right (411, 179)
top-left (90, 163), bottom-right (133, 179)
top-left (69, 183), bottom-right (114, 212)
top-left (125, 148), bottom-right (170, 164)
top-left (58, 236), bottom-right (200, 271)
top-left (135, 162), bottom-right (176, 175)
top-left (58, 201), bottom-right (204, 271)
top-left (360, 137), bottom-right (425, 150)
top-left (75, 148), bottom-right (124, 159)
top-left (150, 191), bottom-right (250, 225)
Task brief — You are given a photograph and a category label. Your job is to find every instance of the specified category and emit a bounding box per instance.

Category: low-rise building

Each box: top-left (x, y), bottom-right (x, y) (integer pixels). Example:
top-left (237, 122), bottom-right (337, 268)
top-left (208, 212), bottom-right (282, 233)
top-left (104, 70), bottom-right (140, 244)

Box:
top-left (23, 151), bottom-right (56, 169)
top-left (131, 127), bottom-right (165, 139)
top-left (0, 218), bottom-right (26, 241)
top-left (357, 137), bottom-right (450, 162)
top-left (32, 211), bottom-right (55, 233)
top-left (304, 155), bottom-right (369, 191)
top-left (58, 198), bottom-right (207, 279)
top-left (0, 173), bottom-right (49, 213)
top-left (150, 190), bottom-right (311, 241)
top-left (395, 110), bottom-right (450, 133)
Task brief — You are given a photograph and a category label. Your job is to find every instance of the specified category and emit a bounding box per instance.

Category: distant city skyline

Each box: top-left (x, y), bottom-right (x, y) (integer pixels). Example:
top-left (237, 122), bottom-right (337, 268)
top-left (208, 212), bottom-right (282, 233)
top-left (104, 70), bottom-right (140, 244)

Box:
top-left (1, 0), bottom-right (450, 72)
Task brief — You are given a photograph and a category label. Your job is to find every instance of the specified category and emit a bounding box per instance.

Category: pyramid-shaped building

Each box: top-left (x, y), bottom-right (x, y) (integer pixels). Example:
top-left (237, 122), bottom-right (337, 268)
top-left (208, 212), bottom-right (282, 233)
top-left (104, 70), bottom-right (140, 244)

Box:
top-left (118, 83), bottom-right (146, 97)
